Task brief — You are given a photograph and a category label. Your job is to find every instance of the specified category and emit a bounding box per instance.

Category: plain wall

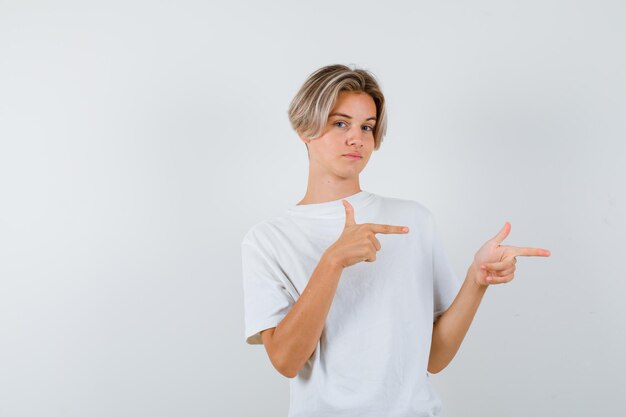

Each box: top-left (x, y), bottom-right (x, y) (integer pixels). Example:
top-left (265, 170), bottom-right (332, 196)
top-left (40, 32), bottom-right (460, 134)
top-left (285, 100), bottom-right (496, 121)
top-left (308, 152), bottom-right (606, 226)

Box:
top-left (1, 1), bottom-right (624, 416)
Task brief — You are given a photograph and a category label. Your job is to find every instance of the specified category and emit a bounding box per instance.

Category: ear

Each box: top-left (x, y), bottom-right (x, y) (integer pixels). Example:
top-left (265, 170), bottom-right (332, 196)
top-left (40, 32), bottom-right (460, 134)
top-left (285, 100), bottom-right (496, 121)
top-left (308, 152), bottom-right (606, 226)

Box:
top-left (296, 130), bottom-right (310, 145)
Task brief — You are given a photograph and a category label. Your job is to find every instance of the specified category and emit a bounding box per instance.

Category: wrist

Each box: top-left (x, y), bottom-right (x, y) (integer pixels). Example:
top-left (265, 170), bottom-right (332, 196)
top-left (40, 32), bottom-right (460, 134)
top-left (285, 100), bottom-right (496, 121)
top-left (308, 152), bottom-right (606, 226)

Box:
top-left (467, 263), bottom-right (489, 290)
top-left (322, 250), bottom-right (344, 271)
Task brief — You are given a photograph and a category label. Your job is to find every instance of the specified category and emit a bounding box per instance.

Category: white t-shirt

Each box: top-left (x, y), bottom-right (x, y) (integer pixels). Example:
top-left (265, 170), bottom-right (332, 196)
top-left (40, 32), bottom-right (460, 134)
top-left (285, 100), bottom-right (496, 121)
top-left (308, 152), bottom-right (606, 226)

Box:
top-left (241, 190), bottom-right (462, 417)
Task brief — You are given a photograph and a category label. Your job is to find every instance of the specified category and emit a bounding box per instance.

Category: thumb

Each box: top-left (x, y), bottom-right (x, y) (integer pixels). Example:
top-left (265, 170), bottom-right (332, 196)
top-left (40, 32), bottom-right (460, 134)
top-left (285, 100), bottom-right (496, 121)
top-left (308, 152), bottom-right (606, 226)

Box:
top-left (492, 221), bottom-right (511, 244)
top-left (342, 200), bottom-right (356, 228)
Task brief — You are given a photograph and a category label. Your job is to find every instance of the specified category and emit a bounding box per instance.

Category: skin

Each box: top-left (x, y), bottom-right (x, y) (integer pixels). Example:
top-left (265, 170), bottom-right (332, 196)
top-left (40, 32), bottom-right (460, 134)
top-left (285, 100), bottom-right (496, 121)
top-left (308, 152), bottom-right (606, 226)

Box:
top-left (261, 90), bottom-right (551, 377)
top-left (296, 90), bottom-right (376, 205)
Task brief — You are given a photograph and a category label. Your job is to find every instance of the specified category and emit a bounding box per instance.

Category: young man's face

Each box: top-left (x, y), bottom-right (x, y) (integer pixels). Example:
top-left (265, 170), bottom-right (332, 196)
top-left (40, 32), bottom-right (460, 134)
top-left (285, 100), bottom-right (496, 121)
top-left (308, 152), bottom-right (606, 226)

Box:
top-left (301, 91), bottom-right (377, 180)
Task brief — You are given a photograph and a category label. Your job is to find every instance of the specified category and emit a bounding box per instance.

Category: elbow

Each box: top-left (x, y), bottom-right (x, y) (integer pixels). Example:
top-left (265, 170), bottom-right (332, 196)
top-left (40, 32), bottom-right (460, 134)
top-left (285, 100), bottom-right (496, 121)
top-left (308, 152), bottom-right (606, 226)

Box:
top-left (269, 355), bottom-right (296, 378)
top-left (276, 359), bottom-right (300, 379)
top-left (427, 365), bottom-right (443, 375)
top-left (281, 368), bottom-right (299, 379)
top-left (272, 350), bottom-right (303, 379)
top-left (427, 358), bottom-right (447, 374)
top-left (264, 332), bottom-right (301, 378)
top-left (275, 346), bottom-right (317, 379)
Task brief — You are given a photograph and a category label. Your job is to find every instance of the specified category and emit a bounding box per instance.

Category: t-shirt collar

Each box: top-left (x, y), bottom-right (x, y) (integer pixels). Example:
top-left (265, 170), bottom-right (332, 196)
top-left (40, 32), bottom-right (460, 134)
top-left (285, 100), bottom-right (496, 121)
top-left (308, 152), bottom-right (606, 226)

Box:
top-left (286, 190), bottom-right (374, 218)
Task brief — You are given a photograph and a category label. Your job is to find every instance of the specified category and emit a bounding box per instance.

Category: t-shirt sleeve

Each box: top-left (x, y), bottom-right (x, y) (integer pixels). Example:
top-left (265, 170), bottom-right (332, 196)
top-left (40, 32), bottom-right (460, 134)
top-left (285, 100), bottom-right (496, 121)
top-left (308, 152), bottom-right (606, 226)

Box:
top-left (241, 232), bottom-right (295, 345)
top-left (430, 213), bottom-right (463, 322)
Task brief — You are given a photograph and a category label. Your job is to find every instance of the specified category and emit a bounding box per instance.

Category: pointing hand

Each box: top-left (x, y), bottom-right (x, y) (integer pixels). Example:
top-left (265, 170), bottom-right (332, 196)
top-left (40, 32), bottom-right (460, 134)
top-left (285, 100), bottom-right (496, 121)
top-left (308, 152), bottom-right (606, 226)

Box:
top-left (324, 199), bottom-right (410, 269)
top-left (472, 222), bottom-right (551, 287)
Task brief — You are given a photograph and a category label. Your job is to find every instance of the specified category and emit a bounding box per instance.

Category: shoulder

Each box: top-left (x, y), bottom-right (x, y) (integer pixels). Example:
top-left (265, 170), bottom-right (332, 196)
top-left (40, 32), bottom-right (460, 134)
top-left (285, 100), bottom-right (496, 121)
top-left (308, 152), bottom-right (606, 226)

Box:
top-left (241, 214), bottom-right (293, 247)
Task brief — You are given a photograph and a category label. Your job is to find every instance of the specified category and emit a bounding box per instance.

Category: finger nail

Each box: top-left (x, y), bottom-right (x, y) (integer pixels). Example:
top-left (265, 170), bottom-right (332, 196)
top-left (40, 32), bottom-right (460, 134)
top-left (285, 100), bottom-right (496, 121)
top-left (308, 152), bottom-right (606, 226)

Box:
top-left (402, 227), bottom-right (409, 232)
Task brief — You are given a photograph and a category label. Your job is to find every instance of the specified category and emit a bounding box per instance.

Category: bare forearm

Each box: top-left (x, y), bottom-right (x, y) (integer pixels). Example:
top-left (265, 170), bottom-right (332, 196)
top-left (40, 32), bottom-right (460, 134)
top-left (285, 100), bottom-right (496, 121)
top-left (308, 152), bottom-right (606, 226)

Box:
top-left (271, 253), bottom-right (343, 377)
top-left (428, 264), bottom-right (487, 373)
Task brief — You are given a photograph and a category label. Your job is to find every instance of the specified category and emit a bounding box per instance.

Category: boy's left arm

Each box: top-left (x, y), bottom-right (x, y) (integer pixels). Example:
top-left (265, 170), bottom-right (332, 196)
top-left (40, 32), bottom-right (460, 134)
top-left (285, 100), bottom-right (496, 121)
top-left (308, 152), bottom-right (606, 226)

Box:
top-left (427, 222), bottom-right (551, 374)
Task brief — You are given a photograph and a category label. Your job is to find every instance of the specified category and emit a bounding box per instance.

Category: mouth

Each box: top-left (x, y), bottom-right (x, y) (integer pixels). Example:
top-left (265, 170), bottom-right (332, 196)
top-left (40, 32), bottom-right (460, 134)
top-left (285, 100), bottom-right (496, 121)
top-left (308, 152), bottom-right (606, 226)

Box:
top-left (343, 153), bottom-right (362, 160)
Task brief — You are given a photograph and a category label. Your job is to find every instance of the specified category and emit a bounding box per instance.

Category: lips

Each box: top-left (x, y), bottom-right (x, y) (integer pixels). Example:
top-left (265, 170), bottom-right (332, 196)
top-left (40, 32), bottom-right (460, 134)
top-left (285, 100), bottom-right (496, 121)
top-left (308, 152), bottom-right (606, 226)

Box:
top-left (344, 153), bottom-right (362, 158)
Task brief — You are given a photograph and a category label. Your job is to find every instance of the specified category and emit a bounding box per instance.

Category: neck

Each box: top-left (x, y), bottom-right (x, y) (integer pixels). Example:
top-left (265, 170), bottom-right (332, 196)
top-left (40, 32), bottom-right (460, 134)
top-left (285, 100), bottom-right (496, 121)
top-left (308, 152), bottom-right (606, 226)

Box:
top-left (297, 178), bottom-right (362, 206)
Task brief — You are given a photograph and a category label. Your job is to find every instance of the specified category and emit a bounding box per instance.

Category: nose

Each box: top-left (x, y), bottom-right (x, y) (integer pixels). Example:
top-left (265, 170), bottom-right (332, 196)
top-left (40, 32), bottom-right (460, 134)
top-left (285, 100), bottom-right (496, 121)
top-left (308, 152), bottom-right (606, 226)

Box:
top-left (346, 125), bottom-right (365, 147)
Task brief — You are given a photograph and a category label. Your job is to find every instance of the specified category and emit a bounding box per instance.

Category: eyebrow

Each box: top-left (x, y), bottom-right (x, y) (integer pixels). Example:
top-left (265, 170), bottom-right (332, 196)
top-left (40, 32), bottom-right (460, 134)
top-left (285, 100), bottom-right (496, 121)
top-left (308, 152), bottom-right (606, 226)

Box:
top-left (329, 112), bottom-right (377, 122)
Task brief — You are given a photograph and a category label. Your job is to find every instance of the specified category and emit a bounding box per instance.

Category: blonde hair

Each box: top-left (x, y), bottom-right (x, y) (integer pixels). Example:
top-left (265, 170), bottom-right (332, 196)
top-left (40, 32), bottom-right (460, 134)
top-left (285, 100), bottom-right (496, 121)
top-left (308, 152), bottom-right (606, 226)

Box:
top-left (287, 64), bottom-right (387, 150)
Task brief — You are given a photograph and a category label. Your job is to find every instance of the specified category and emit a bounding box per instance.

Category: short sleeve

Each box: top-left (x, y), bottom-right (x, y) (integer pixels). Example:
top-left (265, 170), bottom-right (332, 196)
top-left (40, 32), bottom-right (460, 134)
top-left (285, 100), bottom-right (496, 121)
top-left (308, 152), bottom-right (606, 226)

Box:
top-left (241, 234), bottom-right (295, 345)
top-left (430, 213), bottom-right (462, 322)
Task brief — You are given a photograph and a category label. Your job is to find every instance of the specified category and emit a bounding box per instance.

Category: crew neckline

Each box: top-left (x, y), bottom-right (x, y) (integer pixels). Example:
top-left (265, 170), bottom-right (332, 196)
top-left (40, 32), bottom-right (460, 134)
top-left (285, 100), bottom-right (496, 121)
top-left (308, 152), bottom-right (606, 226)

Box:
top-left (286, 190), bottom-right (375, 218)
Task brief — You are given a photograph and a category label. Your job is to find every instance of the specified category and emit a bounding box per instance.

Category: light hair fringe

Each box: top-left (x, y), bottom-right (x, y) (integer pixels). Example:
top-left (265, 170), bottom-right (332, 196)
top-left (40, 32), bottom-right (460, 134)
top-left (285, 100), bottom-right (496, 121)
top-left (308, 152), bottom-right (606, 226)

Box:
top-left (287, 64), bottom-right (388, 150)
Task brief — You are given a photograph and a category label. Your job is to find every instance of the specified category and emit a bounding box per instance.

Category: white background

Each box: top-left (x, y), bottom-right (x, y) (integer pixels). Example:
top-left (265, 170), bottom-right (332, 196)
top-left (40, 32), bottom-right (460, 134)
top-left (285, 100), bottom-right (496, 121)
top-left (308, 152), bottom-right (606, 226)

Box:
top-left (1, 1), bottom-right (624, 416)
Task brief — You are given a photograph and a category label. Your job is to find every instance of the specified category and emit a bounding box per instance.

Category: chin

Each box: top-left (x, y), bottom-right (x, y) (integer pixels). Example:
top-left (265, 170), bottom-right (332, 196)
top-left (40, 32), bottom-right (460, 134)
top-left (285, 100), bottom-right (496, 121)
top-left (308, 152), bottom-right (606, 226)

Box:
top-left (339, 168), bottom-right (364, 179)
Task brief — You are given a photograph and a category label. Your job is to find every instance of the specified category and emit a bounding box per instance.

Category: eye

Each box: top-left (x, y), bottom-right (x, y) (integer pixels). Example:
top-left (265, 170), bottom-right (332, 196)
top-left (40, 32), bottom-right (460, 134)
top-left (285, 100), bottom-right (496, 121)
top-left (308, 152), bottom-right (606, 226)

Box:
top-left (334, 121), bottom-right (347, 128)
top-left (363, 125), bottom-right (374, 132)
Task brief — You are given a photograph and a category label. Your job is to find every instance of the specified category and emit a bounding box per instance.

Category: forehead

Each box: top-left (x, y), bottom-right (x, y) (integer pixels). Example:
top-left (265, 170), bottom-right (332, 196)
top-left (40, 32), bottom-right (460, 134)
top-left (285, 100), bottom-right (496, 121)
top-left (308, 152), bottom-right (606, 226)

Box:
top-left (331, 91), bottom-right (376, 116)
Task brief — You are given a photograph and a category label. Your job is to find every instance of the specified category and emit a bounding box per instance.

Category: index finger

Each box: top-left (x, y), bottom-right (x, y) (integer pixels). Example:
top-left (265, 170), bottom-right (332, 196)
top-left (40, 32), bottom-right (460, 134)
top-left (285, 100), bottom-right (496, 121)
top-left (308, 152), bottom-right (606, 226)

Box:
top-left (342, 200), bottom-right (356, 228)
top-left (510, 246), bottom-right (551, 257)
top-left (367, 223), bottom-right (409, 234)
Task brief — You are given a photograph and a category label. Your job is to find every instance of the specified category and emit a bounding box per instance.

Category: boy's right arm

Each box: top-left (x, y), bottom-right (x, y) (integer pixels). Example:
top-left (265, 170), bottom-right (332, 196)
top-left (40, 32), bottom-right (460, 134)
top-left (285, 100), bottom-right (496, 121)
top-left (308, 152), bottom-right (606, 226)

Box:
top-left (261, 252), bottom-right (343, 378)
top-left (260, 199), bottom-right (409, 378)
